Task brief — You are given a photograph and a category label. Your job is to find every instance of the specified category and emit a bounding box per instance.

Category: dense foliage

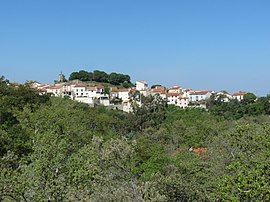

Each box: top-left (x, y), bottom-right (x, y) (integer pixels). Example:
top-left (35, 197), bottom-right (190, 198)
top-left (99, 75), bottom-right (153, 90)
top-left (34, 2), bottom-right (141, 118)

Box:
top-left (0, 80), bottom-right (270, 201)
top-left (69, 70), bottom-right (133, 87)
top-left (207, 93), bottom-right (270, 119)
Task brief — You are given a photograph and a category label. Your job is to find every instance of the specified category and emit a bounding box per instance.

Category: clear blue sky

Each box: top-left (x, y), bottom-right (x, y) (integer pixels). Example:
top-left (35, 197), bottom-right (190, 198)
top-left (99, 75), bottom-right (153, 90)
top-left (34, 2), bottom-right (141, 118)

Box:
top-left (0, 0), bottom-right (270, 95)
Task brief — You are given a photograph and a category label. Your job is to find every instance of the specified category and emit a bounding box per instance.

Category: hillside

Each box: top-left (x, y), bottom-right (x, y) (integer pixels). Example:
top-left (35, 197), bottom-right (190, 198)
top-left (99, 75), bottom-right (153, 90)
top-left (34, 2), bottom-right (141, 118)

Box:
top-left (0, 80), bottom-right (270, 201)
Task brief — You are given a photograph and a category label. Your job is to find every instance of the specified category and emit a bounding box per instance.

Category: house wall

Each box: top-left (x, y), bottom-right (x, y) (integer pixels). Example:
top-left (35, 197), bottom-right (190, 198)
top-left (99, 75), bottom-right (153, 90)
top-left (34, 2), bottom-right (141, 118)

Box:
top-left (75, 97), bottom-right (94, 104)
top-left (233, 95), bottom-right (244, 101)
top-left (177, 98), bottom-right (189, 108)
top-left (100, 99), bottom-right (110, 106)
top-left (136, 81), bottom-right (147, 91)
top-left (118, 91), bottom-right (130, 101)
top-left (86, 90), bottom-right (98, 98)
top-left (189, 93), bottom-right (211, 102)
top-left (73, 87), bottom-right (87, 97)
top-left (167, 96), bottom-right (179, 105)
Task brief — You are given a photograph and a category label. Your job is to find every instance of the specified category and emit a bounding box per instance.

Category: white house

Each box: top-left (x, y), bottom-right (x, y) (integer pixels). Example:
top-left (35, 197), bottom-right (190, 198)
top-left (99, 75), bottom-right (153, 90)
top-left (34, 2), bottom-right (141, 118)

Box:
top-left (71, 84), bottom-right (94, 104)
top-left (95, 85), bottom-right (105, 96)
top-left (118, 88), bottom-right (130, 102)
top-left (136, 81), bottom-right (148, 91)
top-left (150, 88), bottom-right (167, 100)
top-left (178, 97), bottom-right (189, 108)
top-left (28, 81), bottom-right (42, 88)
top-left (75, 97), bottom-right (94, 104)
top-left (216, 91), bottom-right (233, 102)
top-left (182, 89), bottom-right (193, 98)
top-left (99, 96), bottom-right (110, 106)
top-left (167, 93), bottom-right (180, 105)
top-left (167, 93), bottom-right (189, 108)
top-left (73, 84), bottom-right (87, 97)
top-left (188, 91), bottom-right (212, 102)
top-left (232, 92), bottom-right (246, 101)
top-left (110, 92), bottom-right (118, 100)
top-left (45, 83), bottom-right (105, 105)
top-left (46, 85), bottom-right (62, 96)
top-left (60, 84), bottom-right (74, 98)
top-left (168, 86), bottom-right (182, 94)
top-left (85, 86), bottom-right (97, 98)
top-left (73, 85), bottom-right (105, 99)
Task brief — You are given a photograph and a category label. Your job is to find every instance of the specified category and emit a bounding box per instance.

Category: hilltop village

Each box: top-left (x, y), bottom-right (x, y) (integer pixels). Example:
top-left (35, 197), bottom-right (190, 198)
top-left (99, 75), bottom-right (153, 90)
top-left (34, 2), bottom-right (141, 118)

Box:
top-left (31, 72), bottom-right (248, 113)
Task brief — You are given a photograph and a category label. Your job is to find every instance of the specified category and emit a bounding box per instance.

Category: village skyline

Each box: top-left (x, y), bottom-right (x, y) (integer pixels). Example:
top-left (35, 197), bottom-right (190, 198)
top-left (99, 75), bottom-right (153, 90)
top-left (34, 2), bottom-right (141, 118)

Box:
top-left (4, 69), bottom-right (267, 97)
top-left (22, 70), bottom-right (254, 113)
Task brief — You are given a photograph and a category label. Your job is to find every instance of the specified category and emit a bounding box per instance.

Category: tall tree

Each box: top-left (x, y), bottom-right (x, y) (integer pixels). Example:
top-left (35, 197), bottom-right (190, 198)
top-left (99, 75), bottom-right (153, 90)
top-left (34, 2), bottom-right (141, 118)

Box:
top-left (92, 70), bottom-right (108, 82)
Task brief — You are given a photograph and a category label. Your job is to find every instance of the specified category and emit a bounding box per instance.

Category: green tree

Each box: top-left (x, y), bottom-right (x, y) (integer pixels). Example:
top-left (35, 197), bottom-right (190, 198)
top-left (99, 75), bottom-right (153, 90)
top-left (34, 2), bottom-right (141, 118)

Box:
top-left (132, 94), bottom-right (167, 131)
top-left (242, 93), bottom-right (257, 104)
top-left (215, 123), bottom-right (270, 201)
top-left (92, 70), bottom-right (108, 82)
top-left (69, 70), bottom-right (92, 81)
top-left (69, 72), bottom-right (80, 80)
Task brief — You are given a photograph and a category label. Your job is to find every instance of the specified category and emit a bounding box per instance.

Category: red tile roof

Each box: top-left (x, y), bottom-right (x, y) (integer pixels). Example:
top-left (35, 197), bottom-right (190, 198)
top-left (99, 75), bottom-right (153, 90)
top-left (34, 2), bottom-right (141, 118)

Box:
top-left (86, 87), bottom-right (96, 91)
top-left (189, 91), bottom-right (211, 95)
top-left (184, 89), bottom-right (193, 92)
top-left (167, 93), bottom-right (180, 97)
top-left (170, 85), bottom-right (181, 89)
top-left (233, 92), bottom-right (246, 96)
top-left (151, 88), bottom-right (166, 94)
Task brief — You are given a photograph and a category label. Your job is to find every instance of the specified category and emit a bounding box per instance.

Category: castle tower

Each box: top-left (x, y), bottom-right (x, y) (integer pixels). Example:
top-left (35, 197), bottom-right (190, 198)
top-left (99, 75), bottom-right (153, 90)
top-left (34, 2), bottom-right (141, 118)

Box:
top-left (58, 71), bottom-right (66, 83)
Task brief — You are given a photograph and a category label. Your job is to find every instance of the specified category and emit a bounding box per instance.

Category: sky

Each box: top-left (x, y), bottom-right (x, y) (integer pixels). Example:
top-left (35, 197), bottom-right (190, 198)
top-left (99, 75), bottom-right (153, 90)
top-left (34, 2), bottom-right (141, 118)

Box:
top-left (0, 0), bottom-right (270, 95)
